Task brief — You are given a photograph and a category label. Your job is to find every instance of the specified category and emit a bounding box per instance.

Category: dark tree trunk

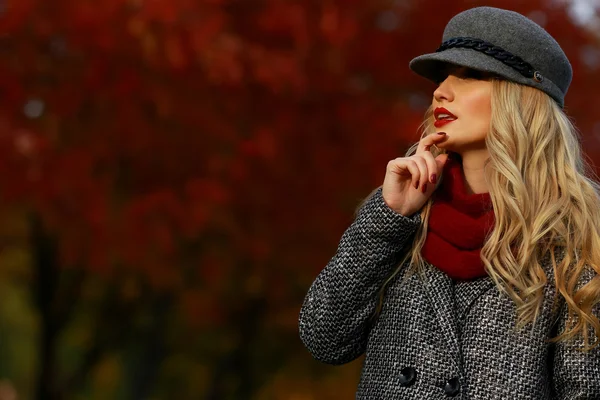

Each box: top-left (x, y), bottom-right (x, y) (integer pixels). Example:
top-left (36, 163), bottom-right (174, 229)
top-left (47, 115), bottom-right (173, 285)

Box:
top-left (129, 295), bottom-right (171, 400)
top-left (30, 214), bottom-right (62, 400)
top-left (206, 295), bottom-right (266, 400)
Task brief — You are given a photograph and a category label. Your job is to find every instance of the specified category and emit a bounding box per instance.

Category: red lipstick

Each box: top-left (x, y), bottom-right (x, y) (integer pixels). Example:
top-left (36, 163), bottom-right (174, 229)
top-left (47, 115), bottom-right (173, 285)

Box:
top-left (434, 107), bottom-right (457, 128)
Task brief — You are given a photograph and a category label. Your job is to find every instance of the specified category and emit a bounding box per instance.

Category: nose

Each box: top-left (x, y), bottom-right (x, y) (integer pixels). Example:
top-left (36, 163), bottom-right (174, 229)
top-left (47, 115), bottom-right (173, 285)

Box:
top-left (433, 75), bottom-right (455, 103)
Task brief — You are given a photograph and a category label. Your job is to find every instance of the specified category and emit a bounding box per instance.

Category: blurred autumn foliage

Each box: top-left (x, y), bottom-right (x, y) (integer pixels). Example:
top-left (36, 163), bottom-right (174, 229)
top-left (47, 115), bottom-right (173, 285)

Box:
top-left (0, 0), bottom-right (598, 399)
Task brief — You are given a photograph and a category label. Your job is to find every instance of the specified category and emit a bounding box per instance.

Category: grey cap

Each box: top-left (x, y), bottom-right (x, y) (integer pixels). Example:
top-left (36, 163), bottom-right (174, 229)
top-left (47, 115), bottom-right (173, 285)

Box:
top-left (409, 7), bottom-right (572, 108)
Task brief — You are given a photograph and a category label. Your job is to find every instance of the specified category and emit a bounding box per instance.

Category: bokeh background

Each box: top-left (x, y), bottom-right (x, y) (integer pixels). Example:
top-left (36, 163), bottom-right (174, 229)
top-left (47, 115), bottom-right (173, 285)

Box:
top-left (0, 0), bottom-right (599, 399)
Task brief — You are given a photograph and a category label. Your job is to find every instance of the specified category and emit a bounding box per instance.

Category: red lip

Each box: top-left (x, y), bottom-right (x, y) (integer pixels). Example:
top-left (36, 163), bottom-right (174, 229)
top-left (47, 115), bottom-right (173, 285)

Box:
top-left (434, 119), bottom-right (454, 128)
top-left (434, 107), bottom-right (457, 128)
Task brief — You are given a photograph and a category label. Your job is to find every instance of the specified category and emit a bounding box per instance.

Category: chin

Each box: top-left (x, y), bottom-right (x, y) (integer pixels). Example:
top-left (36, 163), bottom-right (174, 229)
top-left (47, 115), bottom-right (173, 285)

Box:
top-left (433, 137), bottom-right (454, 151)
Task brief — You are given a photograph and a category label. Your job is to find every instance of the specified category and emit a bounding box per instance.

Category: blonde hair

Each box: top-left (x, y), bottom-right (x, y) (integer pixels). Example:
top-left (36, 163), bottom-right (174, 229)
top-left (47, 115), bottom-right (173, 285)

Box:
top-left (367, 79), bottom-right (600, 351)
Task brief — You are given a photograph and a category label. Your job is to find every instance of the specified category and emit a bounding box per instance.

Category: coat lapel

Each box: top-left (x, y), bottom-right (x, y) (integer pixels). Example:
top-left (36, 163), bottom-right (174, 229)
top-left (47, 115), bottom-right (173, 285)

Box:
top-left (419, 262), bottom-right (498, 371)
top-left (454, 276), bottom-right (496, 321)
top-left (420, 263), bottom-right (462, 368)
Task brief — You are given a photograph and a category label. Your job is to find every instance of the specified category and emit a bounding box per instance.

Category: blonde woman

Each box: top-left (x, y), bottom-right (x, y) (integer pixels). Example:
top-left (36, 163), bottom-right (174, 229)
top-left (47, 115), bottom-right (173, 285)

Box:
top-left (299, 6), bottom-right (600, 399)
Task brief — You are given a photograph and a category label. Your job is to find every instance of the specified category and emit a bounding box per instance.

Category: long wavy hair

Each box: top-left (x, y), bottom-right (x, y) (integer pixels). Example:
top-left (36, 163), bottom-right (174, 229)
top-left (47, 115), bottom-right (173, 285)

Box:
top-left (367, 79), bottom-right (600, 351)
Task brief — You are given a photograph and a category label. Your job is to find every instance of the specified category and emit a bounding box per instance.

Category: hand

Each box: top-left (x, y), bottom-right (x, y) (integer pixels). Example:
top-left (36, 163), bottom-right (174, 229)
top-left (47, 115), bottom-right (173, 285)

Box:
top-left (382, 132), bottom-right (450, 216)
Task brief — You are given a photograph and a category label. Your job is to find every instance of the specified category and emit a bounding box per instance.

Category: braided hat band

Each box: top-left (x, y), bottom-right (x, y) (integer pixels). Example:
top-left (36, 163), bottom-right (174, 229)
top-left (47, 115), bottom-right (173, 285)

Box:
top-left (436, 37), bottom-right (544, 83)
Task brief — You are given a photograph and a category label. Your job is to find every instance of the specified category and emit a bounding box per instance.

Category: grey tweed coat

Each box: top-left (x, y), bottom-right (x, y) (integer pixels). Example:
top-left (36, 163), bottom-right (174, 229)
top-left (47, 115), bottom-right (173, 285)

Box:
top-left (299, 188), bottom-right (600, 399)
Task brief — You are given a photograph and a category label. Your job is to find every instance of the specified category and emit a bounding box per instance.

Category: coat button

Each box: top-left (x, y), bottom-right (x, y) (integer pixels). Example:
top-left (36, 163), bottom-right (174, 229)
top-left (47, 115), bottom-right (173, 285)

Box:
top-left (444, 377), bottom-right (460, 397)
top-left (399, 367), bottom-right (416, 387)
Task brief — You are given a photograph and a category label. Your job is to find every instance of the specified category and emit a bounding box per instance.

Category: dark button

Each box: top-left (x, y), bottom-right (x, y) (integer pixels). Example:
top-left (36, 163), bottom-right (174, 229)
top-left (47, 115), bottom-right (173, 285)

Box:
top-left (533, 71), bottom-right (543, 83)
top-left (444, 377), bottom-right (460, 397)
top-left (399, 367), bottom-right (416, 387)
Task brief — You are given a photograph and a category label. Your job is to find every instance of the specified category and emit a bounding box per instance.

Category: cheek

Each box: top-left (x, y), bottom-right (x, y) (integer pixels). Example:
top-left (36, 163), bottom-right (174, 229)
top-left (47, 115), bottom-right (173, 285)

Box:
top-left (467, 90), bottom-right (492, 133)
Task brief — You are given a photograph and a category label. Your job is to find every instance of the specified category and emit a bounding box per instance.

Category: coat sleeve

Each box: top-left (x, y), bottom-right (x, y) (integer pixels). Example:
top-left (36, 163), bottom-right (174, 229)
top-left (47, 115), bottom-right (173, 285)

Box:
top-left (552, 267), bottom-right (600, 399)
top-left (298, 187), bottom-right (421, 365)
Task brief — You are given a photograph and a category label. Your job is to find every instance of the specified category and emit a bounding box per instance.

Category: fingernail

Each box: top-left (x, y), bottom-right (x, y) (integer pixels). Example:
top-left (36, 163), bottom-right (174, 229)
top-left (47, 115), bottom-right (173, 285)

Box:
top-left (431, 174), bottom-right (437, 184)
top-left (422, 184), bottom-right (428, 193)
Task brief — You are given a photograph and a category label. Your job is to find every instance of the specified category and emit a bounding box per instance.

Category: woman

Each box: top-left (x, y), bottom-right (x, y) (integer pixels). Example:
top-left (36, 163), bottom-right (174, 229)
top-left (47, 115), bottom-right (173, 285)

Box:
top-left (298, 6), bottom-right (600, 400)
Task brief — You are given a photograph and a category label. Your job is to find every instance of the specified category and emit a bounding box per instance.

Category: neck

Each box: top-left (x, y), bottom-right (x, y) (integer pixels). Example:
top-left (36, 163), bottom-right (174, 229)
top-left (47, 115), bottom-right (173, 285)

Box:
top-left (455, 149), bottom-right (490, 195)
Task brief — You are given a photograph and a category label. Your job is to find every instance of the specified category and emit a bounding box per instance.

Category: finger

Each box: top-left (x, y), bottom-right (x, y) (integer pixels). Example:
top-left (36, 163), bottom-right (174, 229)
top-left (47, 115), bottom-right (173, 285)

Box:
top-left (410, 155), bottom-right (429, 189)
top-left (389, 158), bottom-right (420, 189)
top-left (419, 151), bottom-right (440, 184)
top-left (416, 132), bottom-right (448, 154)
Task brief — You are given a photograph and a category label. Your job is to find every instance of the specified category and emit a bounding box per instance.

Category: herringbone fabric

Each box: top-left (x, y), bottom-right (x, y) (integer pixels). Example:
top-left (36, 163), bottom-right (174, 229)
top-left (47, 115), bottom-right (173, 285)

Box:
top-left (299, 188), bottom-right (600, 399)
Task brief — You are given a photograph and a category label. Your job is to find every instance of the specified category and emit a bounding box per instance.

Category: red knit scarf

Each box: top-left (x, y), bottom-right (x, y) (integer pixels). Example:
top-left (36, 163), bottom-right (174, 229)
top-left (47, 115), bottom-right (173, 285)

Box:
top-left (421, 152), bottom-right (495, 280)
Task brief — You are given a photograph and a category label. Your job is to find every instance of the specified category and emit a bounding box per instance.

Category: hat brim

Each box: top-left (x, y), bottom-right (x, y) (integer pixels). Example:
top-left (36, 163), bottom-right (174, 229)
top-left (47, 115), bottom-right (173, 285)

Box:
top-left (409, 47), bottom-right (523, 85)
top-left (409, 48), bottom-right (565, 107)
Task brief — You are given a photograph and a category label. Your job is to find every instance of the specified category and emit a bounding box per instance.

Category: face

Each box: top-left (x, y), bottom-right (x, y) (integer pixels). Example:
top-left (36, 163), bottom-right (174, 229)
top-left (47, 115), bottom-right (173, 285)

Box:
top-left (431, 65), bottom-right (495, 153)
